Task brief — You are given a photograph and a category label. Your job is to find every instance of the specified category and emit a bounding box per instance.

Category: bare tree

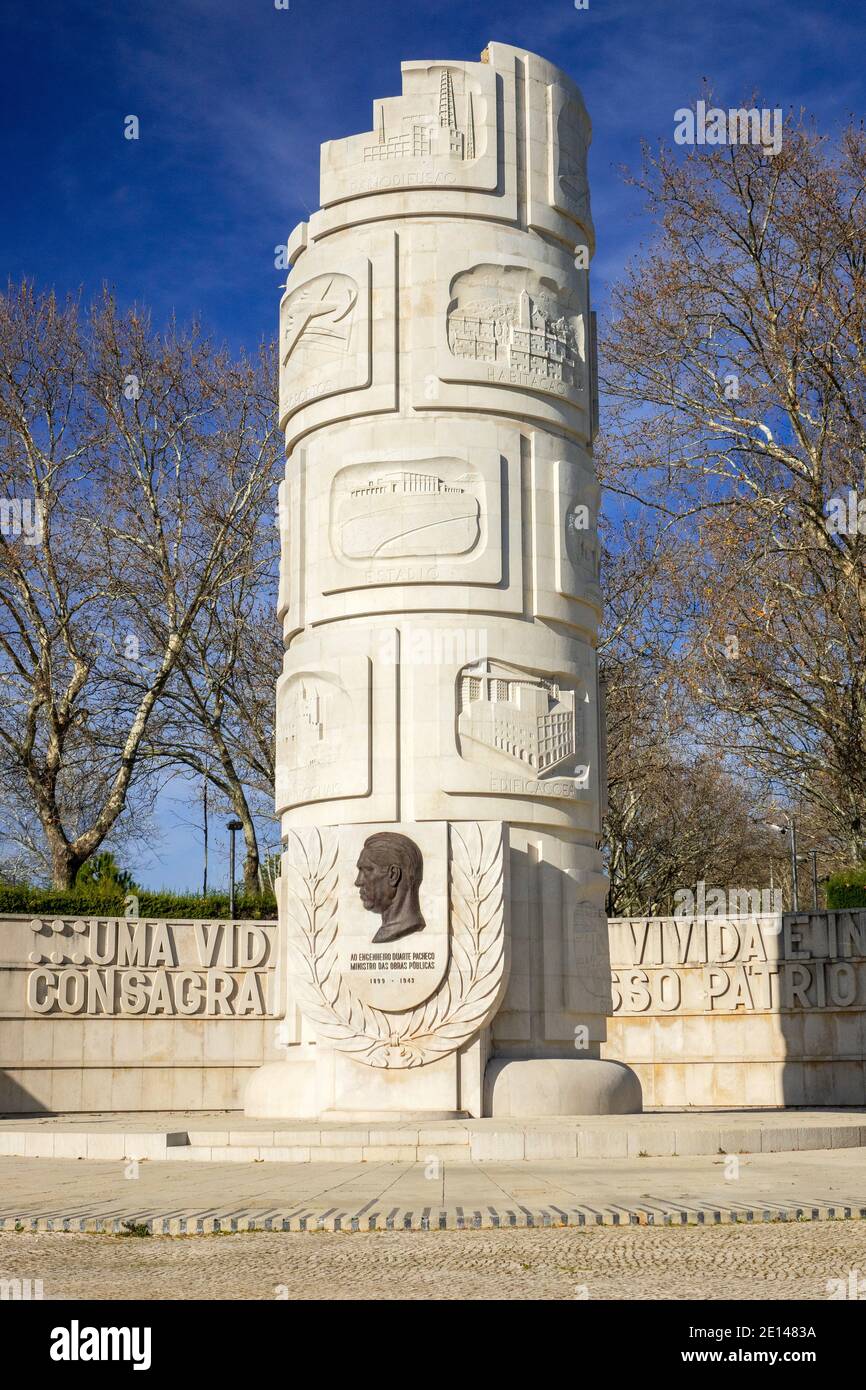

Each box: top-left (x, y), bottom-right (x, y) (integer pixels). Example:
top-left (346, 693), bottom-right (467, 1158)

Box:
top-left (0, 763), bottom-right (159, 887)
top-left (0, 283), bottom-right (280, 886)
top-left (600, 541), bottom-right (771, 915)
top-left (601, 109), bottom-right (866, 860)
top-left (604, 749), bottom-right (777, 917)
top-left (155, 561), bottom-right (282, 892)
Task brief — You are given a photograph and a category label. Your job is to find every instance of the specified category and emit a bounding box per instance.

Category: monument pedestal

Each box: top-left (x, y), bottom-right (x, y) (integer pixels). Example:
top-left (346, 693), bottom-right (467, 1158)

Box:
top-left (245, 1057), bottom-right (640, 1120)
top-left (245, 1013), bottom-right (493, 1119)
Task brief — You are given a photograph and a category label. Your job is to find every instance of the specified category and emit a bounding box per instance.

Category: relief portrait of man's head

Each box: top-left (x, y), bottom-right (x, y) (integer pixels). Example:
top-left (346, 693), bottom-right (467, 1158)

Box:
top-left (354, 832), bottom-right (426, 944)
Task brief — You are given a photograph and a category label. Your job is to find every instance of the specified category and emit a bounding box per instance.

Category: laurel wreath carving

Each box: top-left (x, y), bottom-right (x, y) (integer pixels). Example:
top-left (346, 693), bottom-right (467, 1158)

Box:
top-left (282, 824), bottom-right (506, 1068)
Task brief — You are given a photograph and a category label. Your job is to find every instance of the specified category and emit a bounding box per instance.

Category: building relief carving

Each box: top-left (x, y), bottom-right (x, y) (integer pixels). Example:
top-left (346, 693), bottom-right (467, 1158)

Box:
top-left (457, 658), bottom-right (578, 774)
top-left (364, 69), bottom-right (478, 164)
top-left (283, 672), bottom-right (348, 773)
top-left (275, 659), bottom-right (371, 811)
top-left (447, 265), bottom-right (585, 388)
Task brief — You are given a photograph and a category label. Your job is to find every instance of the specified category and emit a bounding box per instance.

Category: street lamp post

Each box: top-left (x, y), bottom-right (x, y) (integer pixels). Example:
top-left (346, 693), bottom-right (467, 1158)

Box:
top-left (806, 846), bottom-right (838, 910)
top-left (227, 819), bottom-right (243, 921)
top-left (202, 777), bottom-right (209, 898)
top-left (760, 813), bottom-right (799, 912)
top-left (810, 848), bottom-right (820, 910)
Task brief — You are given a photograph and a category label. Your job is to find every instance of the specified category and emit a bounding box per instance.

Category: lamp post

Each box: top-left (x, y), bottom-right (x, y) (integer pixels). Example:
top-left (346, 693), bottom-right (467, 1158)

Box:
top-left (202, 777), bottom-right (209, 897)
top-left (766, 817), bottom-right (798, 912)
top-left (757, 813), bottom-right (800, 912)
top-left (806, 846), bottom-right (837, 910)
top-left (227, 819), bottom-right (243, 921)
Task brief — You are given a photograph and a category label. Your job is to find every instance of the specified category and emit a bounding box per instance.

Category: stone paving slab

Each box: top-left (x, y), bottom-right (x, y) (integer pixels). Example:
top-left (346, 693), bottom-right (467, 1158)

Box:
top-left (1, 1108), bottom-right (864, 1162)
top-left (1, 1146), bottom-right (864, 1233)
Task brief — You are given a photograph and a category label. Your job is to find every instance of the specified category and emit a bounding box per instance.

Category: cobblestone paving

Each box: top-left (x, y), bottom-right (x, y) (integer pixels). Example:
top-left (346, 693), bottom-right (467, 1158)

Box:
top-left (2, 1222), bottom-right (866, 1300)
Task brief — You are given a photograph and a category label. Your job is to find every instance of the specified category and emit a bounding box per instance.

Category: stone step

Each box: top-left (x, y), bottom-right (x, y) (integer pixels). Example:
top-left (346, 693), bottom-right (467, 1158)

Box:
top-left (2, 1115), bottom-right (864, 1162)
top-left (0, 1130), bottom-right (188, 1160)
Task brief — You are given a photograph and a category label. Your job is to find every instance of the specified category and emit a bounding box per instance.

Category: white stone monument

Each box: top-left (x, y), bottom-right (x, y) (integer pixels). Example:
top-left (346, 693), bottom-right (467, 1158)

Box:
top-left (245, 42), bottom-right (642, 1119)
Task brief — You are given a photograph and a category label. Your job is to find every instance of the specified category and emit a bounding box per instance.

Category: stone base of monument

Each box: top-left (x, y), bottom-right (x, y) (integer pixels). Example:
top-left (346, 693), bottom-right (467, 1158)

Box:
top-left (484, 1058), bottom-right (642, 1118)
top-left (244, 1061), bottom-right (319, 1120)
top-left (320, 1109), bottom-right (467, 1121)
top-left (243, 1060), bottom-right (471, 1121)
top-left (244, 1055), bottom-right (642, 1120)
top-left (243, 1059), bottom-right (474, 1121)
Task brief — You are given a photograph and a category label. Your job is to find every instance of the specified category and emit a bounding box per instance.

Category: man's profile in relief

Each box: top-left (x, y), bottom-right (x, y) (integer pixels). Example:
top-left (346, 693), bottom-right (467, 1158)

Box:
top-left (354, 832), bottom-right (426, 944)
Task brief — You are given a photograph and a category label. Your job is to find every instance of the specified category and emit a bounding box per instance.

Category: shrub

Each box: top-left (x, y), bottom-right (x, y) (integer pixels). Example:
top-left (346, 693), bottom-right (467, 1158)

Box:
top-left (826, 867), bottom-right (866, 910)
top-left (134, 891), bottom-right (277, 920)
top-left (0, 886), bottom-right (277, 920)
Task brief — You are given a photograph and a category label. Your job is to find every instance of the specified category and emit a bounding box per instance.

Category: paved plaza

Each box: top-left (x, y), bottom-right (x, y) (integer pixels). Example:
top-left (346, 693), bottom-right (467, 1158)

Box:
top-left (5, 1125), bottom-right (864, 1300)
top-left (1, 1144), bottom-right (865, 1233)
top-left (2, 1220), bottom-right (866, 1301)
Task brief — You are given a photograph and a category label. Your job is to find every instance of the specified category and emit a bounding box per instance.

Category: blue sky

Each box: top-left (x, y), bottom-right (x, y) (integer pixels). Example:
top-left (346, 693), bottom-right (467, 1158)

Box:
top-left (2, 0), bottom-right (862, 888)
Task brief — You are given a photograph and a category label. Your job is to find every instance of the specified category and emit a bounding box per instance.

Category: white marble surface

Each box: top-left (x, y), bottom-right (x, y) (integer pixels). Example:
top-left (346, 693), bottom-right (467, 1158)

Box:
top-left (263, 42), bottom-right (631, 1120)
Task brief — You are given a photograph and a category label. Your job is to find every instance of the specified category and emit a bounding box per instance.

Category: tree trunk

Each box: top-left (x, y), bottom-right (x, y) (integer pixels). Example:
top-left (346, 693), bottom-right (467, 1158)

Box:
top-left (50, 839), bottom-right (82, 890)
top-left (236, 806), bottom-right (260, 894)
top-left (243, 835), bottom-right (261, 894)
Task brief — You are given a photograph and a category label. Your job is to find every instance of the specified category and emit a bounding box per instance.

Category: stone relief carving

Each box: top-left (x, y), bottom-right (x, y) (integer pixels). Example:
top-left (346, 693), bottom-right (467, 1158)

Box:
top-left (274, 657), bottom-right (371, 811)
top-left (547, 457), bottom-right (601, 609)
top-left (447, 264), bottom-right (585, 388)
top-left (355, 832), bottom-right (426, 944)
top-left (332, 459), bottom-right (482, 562)
top-left (282, 823), bottom-right (507, 1067)
top-left (364, 69), bottom-right (480, 165)
top-left (556, 99), bottom-right (591, 217)
top-left (565, 499), bottom-right (601, 584)
top-left (281, 272), bottom-right (358, 369)
top-left (567, 903), bottom-right (614, 1014)
top-left (457, 658), bottom-right (577, 774)
top-left (282, 672), bottom-right (348, 773)
top-left (318, 56), bottom-right (499, 209)
top-left (278, 255), bottom-right (375, 429)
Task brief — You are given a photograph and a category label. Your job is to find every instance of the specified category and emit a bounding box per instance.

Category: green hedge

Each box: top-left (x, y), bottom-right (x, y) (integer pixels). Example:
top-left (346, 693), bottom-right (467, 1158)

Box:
top-left (0, 886), bottom-right (277, 920)
top-left (826, 868), bottom-right (866, 910)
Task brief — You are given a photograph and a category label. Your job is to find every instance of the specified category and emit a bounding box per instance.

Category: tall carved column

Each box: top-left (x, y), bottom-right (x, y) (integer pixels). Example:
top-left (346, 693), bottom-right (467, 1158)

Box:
top-left (246, 42), bottom-right (641, 1119)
